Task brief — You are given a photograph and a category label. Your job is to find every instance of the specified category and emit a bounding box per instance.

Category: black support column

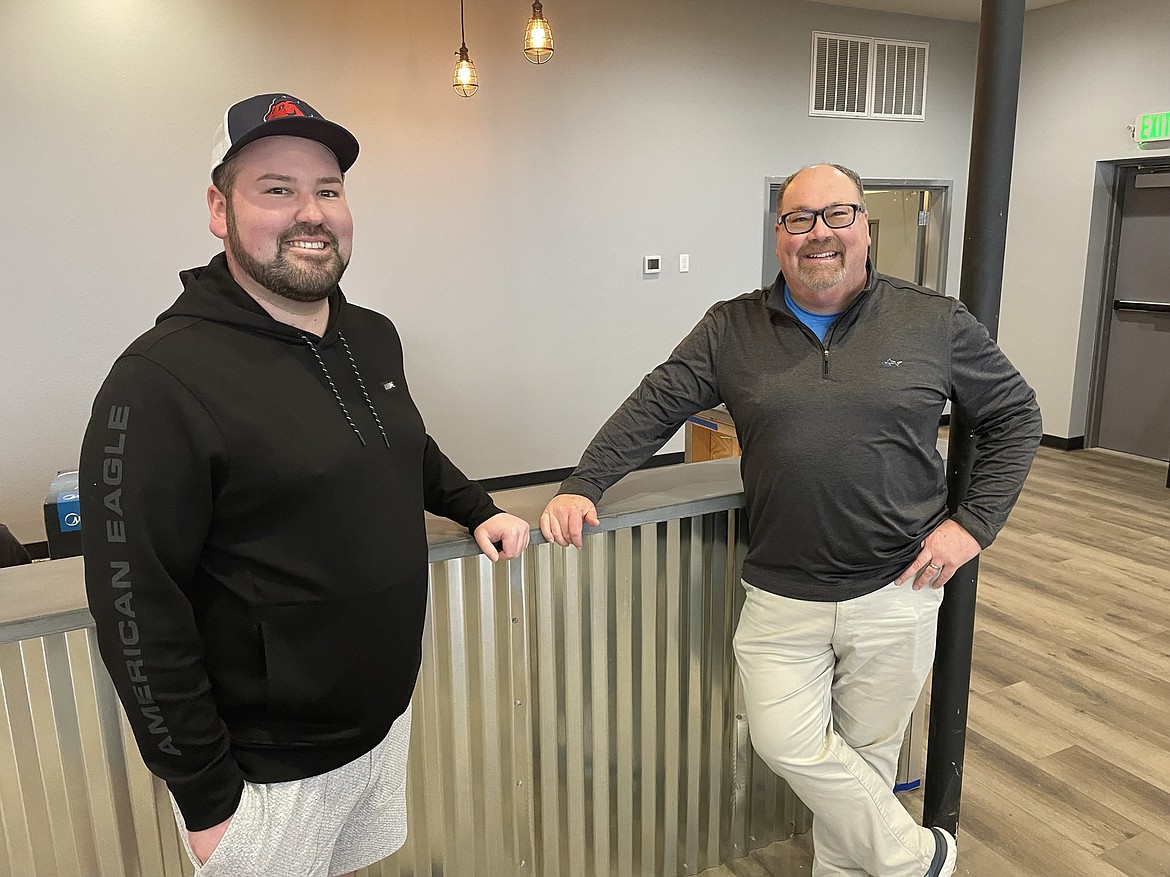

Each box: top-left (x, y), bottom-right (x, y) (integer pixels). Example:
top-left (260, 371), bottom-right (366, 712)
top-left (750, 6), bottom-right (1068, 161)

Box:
top-left (923, 0), bottom-right (1026, 836)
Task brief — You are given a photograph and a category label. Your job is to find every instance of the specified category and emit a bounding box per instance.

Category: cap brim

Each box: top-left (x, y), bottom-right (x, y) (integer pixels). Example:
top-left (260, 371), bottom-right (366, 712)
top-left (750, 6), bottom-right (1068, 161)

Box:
top-left (219, 116), bottom-right (359, 173)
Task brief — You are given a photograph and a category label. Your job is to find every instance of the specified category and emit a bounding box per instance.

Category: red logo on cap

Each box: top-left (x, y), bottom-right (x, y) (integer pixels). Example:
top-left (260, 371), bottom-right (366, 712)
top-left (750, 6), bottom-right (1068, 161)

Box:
top-left (265, 99), bottom-right (307, 121)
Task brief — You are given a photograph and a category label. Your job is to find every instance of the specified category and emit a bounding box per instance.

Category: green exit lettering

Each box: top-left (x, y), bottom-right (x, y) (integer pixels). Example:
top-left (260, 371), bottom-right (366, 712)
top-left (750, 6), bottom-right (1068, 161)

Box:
top-left (1140, 112), bottom-right (1170, 142)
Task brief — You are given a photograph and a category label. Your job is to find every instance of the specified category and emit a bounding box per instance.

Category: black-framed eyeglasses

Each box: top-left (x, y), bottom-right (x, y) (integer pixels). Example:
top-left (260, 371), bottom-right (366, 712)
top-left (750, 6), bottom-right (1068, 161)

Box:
top-left (777, 203), bottom-right (864, 234)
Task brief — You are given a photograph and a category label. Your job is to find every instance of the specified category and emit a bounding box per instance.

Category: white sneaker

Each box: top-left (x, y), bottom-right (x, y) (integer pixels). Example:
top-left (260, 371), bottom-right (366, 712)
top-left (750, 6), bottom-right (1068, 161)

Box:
top-left (927, 826), bottom-right (957, 877)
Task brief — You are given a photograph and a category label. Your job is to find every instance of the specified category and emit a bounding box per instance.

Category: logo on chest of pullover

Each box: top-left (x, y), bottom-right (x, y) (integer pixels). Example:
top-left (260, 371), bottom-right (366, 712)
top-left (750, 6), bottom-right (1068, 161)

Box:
top-left (882, 358), bottom-right (904, 367)
top-left (382, 381), bottom-right (396, 390)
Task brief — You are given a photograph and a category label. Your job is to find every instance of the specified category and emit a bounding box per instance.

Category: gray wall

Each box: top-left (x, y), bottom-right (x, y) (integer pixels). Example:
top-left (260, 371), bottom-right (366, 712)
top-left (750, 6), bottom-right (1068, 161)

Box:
top-left (1000, 0), bottom-right (1170, 439)
top-left (4, 0), bottom-right (980, 542)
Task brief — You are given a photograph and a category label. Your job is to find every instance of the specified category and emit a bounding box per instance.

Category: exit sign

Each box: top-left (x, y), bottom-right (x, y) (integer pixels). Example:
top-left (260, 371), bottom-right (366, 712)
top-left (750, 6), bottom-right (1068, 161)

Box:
top-left (1134, 111), bottom-right (1170, 147)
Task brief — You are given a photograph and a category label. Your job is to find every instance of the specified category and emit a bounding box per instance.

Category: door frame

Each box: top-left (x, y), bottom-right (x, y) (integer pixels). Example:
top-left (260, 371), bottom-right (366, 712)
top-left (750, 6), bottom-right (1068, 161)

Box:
top-left (762, 176), bottom-right (953, 292)
top-left (1084, 155), bottom-right (1170, 448)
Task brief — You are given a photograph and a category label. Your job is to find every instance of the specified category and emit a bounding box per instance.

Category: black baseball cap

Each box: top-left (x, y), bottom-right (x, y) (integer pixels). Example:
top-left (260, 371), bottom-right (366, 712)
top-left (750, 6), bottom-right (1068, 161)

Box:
top-left (210, 93), bottom-right (359, 175)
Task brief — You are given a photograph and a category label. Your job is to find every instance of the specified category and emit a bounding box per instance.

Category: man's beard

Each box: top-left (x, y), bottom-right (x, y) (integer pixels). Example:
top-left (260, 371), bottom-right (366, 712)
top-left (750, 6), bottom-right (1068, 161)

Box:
top-left (794, 236), bottom-right (848, 291)
top-left (228, 216), bottom-right (348, 303)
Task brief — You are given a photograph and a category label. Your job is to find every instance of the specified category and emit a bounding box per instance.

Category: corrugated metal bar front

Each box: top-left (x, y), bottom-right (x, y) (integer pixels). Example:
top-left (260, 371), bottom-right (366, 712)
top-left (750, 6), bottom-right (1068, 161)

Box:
top-left (0, 507), bottom-right (808, 877)
top-left (0, 628), bottom-right (194, 877)
top-left (368, 508), bottom-right (808, 877)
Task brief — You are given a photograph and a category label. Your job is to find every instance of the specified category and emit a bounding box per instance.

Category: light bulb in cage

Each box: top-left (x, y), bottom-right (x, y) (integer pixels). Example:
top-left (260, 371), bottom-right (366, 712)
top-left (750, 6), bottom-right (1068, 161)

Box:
top-left (453, 0), bottom-right (479, 97)
top-left (453, 45), bottom-right (478, 96)
top-left (523, 0), bottom-right (554, 63)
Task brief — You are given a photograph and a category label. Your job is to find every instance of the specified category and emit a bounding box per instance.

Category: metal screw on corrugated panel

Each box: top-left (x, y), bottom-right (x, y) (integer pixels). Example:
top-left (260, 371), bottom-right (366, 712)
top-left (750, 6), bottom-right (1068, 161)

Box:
top-left (512, 617), bottom-right (519, 623)
top-left (514, 700), bottom-right (522, 707)
top-left (736, 714), bottom-right (744, 721)
top-left (750, 836), bottom-right (756, 842)
top-left (517, 780), bottom-right (524, 787)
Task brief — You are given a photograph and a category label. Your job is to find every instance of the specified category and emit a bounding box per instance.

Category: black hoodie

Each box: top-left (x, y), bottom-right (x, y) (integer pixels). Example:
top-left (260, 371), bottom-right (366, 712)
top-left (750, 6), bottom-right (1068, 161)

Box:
top-left (80, 253), bottom-right (501, 831)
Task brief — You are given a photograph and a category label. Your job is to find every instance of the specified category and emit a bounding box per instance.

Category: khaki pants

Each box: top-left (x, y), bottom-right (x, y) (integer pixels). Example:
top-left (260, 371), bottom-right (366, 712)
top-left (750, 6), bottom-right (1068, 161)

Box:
top-left (734, 581), bottom-right (942, 877)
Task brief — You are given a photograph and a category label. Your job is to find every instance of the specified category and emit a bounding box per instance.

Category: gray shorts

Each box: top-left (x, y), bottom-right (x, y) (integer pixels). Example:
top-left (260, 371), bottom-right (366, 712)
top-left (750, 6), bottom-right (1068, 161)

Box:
top-left (172, 705), bottom-right (412, 877)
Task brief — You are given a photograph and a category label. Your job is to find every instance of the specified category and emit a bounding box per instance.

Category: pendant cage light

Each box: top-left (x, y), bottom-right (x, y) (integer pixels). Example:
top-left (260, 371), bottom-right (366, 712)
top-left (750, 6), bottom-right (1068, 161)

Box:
top-left (523, 0), bottom-right (554, 63)
top-left (453, 0), bottom-right (478, 97)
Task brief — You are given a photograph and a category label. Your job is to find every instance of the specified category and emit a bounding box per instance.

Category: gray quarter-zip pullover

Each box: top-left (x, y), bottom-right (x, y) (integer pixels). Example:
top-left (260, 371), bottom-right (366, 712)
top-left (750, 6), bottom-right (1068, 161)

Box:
top-left (559, 270), bottom-right (1042, 601)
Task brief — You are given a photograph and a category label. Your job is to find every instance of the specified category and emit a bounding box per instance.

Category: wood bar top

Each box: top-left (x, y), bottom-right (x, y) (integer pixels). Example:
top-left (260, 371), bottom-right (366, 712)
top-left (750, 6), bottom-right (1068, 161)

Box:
top-left (0, 459), bottom-right (744, 645)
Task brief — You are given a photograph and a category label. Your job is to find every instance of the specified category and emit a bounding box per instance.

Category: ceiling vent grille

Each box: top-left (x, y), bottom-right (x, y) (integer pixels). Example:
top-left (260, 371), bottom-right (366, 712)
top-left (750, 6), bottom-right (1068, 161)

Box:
top-left (810, 31), bottom-right (928, 122)
top-left (811, 33), bottom-right (870, 116)
top-left (872, 39), bottom-right (928, 120)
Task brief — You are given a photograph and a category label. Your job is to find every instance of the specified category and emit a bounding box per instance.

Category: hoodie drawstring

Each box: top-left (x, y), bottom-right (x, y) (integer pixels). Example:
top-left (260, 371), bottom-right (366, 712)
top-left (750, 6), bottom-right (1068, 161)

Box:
top-left (338, 333), bottom-right (391, 449)
top-left (300, 333), bottom-right (391, 449)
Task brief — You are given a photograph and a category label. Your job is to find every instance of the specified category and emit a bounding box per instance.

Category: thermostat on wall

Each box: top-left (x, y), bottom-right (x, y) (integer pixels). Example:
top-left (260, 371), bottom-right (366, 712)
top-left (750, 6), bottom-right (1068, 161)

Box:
top-left (643, 255), bottom-right (662, 274)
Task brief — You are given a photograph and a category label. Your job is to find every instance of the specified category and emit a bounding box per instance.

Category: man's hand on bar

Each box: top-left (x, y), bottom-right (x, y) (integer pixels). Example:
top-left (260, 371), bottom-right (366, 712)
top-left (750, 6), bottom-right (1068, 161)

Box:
top-left (474, 513), bottom-right (532, 562)
top-left (540, 495), bottom-right (600, 549)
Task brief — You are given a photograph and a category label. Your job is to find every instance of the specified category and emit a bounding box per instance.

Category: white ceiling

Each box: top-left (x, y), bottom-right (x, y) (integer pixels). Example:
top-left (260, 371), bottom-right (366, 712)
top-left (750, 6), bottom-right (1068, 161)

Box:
top-left (811, 0), bottom-right (1074, 23)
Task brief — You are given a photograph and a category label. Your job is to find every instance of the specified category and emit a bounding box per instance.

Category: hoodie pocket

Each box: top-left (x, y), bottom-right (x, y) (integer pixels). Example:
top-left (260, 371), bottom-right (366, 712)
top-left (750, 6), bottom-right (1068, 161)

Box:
top-left (255, 578), bottom-right (427, 737)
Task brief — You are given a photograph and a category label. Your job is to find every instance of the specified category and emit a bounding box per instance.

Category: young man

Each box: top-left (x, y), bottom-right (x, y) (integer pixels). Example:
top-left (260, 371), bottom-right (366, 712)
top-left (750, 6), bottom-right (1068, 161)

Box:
top-left (541, 164), bottom-right (1042, 877)
top-left (80, 93), bottom-right (530, 877)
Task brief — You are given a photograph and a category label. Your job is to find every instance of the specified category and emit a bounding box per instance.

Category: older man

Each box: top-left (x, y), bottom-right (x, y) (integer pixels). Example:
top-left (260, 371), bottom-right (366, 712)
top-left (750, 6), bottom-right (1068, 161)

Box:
top-left (80, 93), bottom-right (530, 877)
top-left (541, 164), bottom-right (1041, 877)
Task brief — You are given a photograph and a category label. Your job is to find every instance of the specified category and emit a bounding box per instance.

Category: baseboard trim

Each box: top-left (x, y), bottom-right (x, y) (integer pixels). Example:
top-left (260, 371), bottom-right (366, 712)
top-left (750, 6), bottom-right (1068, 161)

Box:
top-left (26, 436), bottom-right (1089, 557)
top-left (20, 454), bottom-right (689, 558)
top-left (479, 452), bottom-right (686, 493)
top-left (940, 416), bottom-right (1085, 453)
top-left (42, 434), bottom-right (1091, 556)
top-left (1041, 435), bottom-right (1085, 451)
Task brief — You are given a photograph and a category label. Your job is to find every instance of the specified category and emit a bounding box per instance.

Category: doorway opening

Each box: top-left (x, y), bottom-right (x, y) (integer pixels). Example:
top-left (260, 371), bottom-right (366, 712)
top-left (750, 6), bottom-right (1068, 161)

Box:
top-left (1085, 156), bottom-right (1170, 465)
top-left (762, 176), bottom-right (952, 292)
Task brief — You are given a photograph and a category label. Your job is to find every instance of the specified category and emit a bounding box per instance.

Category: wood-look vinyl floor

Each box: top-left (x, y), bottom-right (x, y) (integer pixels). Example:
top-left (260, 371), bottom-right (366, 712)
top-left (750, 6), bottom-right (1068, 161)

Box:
top-left (700, 446), bottom-right (1170, 877)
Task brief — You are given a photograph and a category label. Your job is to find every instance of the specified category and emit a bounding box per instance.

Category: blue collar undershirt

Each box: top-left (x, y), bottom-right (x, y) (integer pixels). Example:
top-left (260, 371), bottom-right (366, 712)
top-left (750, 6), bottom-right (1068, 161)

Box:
top-left (784, 284), bottom-right (841, 344)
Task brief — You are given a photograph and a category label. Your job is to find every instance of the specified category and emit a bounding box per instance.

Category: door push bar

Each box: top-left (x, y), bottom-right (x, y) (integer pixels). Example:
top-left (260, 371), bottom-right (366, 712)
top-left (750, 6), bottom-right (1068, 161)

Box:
top-left (1113, 300), bottom-right (1170, 313)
